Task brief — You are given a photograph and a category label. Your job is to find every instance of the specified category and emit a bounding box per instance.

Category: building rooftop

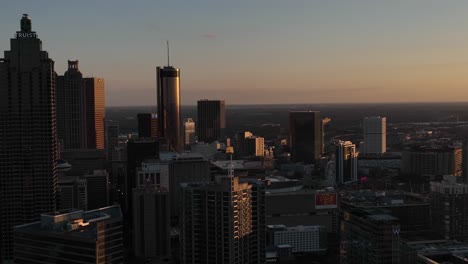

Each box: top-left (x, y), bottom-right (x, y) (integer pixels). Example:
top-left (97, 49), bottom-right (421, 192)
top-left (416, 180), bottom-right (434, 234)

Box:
top-left (340, 190), bottom-right (430, 208)
top-left (267, 225), bottom-right (325, 232)
top-left (15, 205), bottom-right (122, 239)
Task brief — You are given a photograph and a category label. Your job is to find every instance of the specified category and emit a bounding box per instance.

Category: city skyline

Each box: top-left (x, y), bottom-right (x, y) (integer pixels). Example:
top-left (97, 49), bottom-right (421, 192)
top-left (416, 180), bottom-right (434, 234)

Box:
top-left (2, 1), bottom-right (468, 106)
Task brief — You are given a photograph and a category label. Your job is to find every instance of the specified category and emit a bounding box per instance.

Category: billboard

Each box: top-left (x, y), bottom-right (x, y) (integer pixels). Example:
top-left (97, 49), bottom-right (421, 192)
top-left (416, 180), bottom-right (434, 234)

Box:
top-left (315, 193), bottom-right (337, 209)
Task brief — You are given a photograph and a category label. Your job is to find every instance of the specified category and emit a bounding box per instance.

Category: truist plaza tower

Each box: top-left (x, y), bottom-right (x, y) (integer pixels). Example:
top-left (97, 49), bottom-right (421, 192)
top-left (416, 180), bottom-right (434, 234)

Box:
top-left (0, 15), bottom-right (58, 262)
top-left (156, 45), bottom-right (182, 153)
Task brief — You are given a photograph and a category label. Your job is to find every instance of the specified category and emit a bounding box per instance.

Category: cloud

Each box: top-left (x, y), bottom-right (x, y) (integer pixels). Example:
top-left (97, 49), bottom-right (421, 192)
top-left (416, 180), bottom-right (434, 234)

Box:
top-left (201, 33), bottom-right (216, 39)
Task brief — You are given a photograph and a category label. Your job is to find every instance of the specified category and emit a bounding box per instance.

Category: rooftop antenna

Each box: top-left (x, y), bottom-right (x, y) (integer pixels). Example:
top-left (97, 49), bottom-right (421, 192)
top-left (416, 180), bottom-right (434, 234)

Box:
top-left (167, 40), bottom-right (170, 67)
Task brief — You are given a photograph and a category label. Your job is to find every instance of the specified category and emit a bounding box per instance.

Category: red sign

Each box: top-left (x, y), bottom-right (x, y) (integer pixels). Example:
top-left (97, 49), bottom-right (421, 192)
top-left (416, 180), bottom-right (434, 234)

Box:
top-left (315, 193), bottom-right (337, 209)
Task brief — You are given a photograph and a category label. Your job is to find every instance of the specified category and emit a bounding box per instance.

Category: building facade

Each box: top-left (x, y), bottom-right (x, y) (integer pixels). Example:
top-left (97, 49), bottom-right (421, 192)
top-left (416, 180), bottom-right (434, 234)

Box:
top-left (362, 116), bottom-right (386, 156)
top-left (341, 209), bottom-right (400, 264)
top-left (157, 66), bottom-right (182, 152)
top-left (197, 99), bottom-right (226, 143)
top-left (289, 111), bottom-right (322, 163)
top-left (180, 175), bottom-right (265, 264)
top-left (132, 170), bottom-right (170, 261)
top-left (430, 175), bottom-right (468, 241)
top-left (0, 15), bottom-right (58, 262)
top-left (267, 225), bottom-right (327, 253)
top-left (168, 153), bottom-right (211, 223)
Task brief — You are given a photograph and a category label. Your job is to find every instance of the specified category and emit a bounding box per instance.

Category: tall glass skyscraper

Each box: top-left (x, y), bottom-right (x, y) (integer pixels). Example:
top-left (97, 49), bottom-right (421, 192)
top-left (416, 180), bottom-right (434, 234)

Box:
top-left (157, 66), bottom-right (182, 152)
top-left (0, 15), bottom-right (58, 262)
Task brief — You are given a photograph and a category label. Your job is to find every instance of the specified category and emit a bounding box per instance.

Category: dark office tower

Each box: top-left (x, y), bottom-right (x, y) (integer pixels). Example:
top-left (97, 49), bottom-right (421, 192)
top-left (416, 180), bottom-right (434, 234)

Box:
top-left (85, 170), bottom-right (109, 210)
top-left (0, 15), bottom-right (58, 262)
top-left (180, 175), bottom-right (266, 264)
top-left (197, 99), bottom-right (226, 143)
top-left (56, 60), bottom-right (87, 149)
top-left (137, 113), bottom-right (158, 140)
top-left (289, 111), bottom-right (322, 164)
top-left (106, 121), bottom-right (119, 161)
top-left (133, 171), bottom-right (170, 261)
top-left (157, 66), bottom-right (182, 152)
top-left (125, 139), bottom-right (159, 225)
top-left (84, 77), bottom-right (105, 149)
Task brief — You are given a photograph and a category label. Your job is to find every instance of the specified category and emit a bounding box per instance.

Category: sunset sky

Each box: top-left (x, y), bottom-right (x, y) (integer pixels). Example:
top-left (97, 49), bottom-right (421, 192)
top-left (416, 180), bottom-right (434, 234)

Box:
top-left (1, 1), bottom-right (468, 106)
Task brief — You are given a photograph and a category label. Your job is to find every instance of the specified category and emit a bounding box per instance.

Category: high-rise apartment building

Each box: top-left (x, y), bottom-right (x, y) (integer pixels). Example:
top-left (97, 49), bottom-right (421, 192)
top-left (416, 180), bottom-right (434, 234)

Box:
top-left (137, 113), bottom-right (158, 140)
top-left (362, 116), bottom-right (386, 156)
top-left (430, 175), bottom-right (468, 240)
top-left (402, 146), bottom-right (462, 179)
top-left (56, 60), bottom-right (105, 150)
top-left (157, 66), bottom-right (182, 152)
top-left (0, 15), bottom-right (58, 262)
top-left (197, 99), bottom-right (226, 143)
top-left (168, 153), bottom-right (211, 223)
top-left (289, 111), bottom-right (322, 163)
top-left (132, 168), bottom-right (170, 261)
top-left (14, 206), bottom-right (124, 264)
top-left (180, 175), bottom-right (266, 264)
top-left (335, 141), bottom-right (358, 184)
top-left (184, 118), bottom-right (196, 147)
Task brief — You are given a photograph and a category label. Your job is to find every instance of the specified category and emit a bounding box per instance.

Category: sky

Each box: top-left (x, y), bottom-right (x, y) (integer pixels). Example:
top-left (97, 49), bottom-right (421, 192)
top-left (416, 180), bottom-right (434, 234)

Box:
top-left (1, 1), bottom-right (468, 106)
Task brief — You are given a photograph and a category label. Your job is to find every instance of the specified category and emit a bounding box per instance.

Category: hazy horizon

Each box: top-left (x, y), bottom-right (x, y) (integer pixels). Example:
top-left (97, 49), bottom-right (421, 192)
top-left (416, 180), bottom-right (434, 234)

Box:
top-left (2, 1), bottom-right (468, 106)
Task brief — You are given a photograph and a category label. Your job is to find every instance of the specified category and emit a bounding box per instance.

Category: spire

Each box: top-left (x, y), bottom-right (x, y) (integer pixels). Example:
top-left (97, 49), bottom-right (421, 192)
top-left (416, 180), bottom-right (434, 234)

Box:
top-left (167, 40), bottom-right (170, 67)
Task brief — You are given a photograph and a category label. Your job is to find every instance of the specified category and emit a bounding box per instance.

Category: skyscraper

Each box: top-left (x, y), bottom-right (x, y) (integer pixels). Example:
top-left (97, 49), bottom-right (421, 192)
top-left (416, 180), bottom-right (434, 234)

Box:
top-left (362, 116), bottom-right (386, 156)
top-left (56, 61), bottom-right (105, 150)
top-left (56, 60), bottom-right (87, 149)
top-left (137, 113), bottom-right (158, 140)
top-left (0, 15), bottom-right (58, 262)
top-left (289, 111), bottom-right (322, 163)
top-left (85, 77), bottom-right (105, 149)
top-left (157, 66), bottom-right (182, 152)
top-left (197, 99), bottom-right (226, 143)
top-left (168, 153), bottom-right (211, 224)
top-left (180, 175), bottom-right (265, 264)
top-left (132, 169), bottom-right (170, 261)
top-left (335, 141), bottom-right (358, 185)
